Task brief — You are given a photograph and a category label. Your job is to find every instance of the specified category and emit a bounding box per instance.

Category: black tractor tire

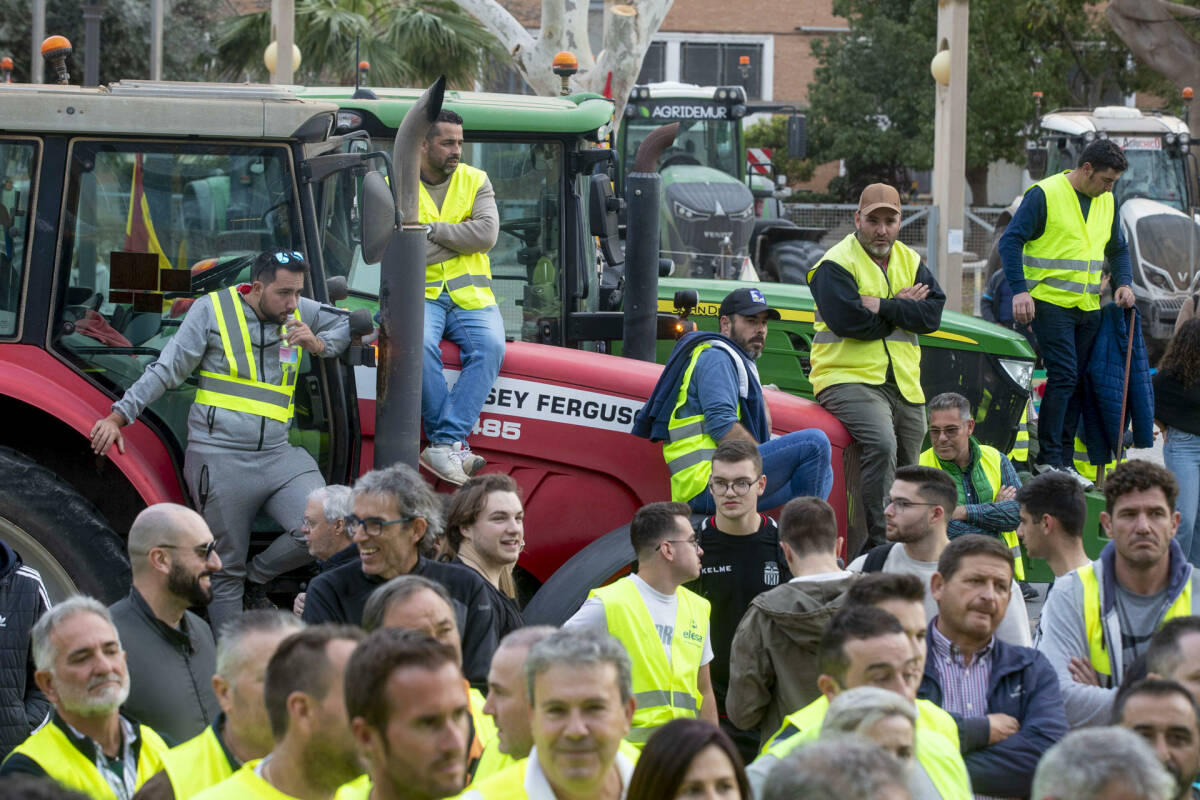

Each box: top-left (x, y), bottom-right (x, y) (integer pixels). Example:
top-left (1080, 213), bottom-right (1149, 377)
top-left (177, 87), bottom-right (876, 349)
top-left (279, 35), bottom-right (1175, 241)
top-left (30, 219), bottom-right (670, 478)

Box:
top-left (0, 446), bottom-right (130, 604)
top-left (522, 525), bottom-right (635, 625)
top-left (763, 240), bottom-right (825, 285)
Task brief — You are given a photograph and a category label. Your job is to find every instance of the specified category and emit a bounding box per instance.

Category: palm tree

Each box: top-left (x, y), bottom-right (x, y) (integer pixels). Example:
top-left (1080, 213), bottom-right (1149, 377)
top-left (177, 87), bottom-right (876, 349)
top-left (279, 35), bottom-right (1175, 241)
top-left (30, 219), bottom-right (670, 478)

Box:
top-left (215, 0), bottom-right (505, 87)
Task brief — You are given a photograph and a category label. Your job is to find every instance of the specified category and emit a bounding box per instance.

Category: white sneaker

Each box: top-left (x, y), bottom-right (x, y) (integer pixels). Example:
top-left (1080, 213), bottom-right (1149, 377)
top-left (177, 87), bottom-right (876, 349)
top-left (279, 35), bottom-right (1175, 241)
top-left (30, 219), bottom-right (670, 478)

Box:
top-left (420, 444), bottom-right (469, 486)
top-left (453, 442), bottom-right (486, 477)
top-left (1061, 465), bottom-right (1095, 490)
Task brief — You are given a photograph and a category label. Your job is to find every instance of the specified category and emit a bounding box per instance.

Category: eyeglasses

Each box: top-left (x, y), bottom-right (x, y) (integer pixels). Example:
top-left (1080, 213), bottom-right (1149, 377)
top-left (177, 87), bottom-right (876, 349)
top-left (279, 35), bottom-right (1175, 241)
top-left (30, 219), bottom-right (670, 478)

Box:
top-left (884, 498), bottom-right (939, 512)
top-left (272, 250), bottom-right (305, 264)
top-left (928, 426), bottom-right (963, 440)
top-left (709, 478), bottom-right (758, 496)
top-left (346, 514), bottom-right (416, 537)
top-left (660, 536), bottom-right (701, 551)
top-left (140, 540), bottom-right (219, 560)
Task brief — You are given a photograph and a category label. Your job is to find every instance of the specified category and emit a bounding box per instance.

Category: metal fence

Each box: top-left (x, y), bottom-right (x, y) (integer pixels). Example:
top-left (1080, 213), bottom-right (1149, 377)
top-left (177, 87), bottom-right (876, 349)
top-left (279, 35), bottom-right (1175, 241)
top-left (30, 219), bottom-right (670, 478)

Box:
top-left (779, 203), bottom-right (1010, 313)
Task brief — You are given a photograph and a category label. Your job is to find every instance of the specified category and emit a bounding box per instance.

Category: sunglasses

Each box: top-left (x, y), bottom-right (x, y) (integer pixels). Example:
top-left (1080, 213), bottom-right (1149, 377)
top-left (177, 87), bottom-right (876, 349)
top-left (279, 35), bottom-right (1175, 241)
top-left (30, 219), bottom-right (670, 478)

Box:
top-left (272, 250), bottom-right (305, 265)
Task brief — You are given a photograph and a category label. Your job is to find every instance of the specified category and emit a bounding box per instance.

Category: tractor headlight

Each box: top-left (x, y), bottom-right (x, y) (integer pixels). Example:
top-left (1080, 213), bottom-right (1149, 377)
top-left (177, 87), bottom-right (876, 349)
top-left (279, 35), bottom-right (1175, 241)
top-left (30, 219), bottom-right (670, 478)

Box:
top-left (729, 205), bottom-right (754, 221)
top-left (998, 357), bottom-right (1034, 391)
top-left (673, 200), bottom-right (712, 221)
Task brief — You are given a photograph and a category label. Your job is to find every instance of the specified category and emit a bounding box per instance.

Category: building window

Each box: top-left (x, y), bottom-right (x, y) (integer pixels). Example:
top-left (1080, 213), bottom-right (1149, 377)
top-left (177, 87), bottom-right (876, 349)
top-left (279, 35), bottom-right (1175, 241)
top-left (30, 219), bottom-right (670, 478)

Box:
top-left (638, 41), bottom-right (667, 84)
top-left (635, 34), bottom-right (773, 101)
top-left (680, 42), bottom-right (763, 100)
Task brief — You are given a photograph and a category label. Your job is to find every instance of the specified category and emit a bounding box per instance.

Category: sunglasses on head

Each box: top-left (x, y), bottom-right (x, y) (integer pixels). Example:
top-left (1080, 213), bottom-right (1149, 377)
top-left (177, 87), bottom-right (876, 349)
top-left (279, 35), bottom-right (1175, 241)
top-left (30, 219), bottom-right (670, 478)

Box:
top-left (272, 250), bottom-right (305, 265)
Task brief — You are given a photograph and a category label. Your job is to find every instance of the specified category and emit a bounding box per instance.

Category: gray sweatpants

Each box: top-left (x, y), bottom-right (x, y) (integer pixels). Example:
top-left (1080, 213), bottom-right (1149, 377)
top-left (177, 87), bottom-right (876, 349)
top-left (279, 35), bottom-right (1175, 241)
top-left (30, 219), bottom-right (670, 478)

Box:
top-left (817, 382), bottom-right (926, 550)
top-left (183, 443), bottom-right (323, 632)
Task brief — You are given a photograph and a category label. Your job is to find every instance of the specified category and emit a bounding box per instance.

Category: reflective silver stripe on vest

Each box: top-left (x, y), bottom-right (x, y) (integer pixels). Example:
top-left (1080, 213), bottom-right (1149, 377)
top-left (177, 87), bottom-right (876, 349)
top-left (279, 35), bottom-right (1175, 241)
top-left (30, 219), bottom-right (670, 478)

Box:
top-left (426, 281), bottom-right (442, 291)
top-left (667, 447), bottom-right (716, 475)
top-left (633, 690), bottom-right (699, 712)
top-left (813, 308), bottom-right (824, 323)
top-left (445, 273), bottom-right (493, 293)
top-left (812, 330), bottom-right (917, 345)
top-left (668, 419), bottom-right (705, 443)
top-left (213, 290), bottom-right (254, 380)
top-left (626, 727), bottom-right (656, 743)
top-left (1024, 255), bottom-right (1101, 272)
top-left (1025, 276), bottom-right (1102, 295)
top-left (196, 375), bottom-right (291, 410)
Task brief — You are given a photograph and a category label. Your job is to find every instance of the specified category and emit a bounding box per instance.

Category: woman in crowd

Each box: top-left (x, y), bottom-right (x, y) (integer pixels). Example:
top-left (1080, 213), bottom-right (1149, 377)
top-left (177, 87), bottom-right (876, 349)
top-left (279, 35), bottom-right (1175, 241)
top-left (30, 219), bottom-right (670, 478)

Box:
top-left (443, 473), bottom-right (526, 637)
top-left (627, 719), bottom-right (749, 800)
top-left (1154, 317), bottom-right (1200, 565)
top-left (820, 687), bottom-right (916, 769)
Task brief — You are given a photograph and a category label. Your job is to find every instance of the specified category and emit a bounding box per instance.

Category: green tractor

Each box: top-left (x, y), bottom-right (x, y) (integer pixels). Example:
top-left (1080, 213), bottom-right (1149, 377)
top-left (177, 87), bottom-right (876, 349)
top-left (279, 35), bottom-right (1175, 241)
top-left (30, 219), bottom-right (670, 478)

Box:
top-left (618, 83), bottom-right (825, 283)
top-left (298, 85), bottom-right (1036, 456)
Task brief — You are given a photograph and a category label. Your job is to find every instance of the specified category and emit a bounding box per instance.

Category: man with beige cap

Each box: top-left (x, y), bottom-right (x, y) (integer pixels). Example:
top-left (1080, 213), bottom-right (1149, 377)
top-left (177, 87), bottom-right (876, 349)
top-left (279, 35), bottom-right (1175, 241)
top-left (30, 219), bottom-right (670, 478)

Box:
top-left (807, 184), bottom-right (946, 550)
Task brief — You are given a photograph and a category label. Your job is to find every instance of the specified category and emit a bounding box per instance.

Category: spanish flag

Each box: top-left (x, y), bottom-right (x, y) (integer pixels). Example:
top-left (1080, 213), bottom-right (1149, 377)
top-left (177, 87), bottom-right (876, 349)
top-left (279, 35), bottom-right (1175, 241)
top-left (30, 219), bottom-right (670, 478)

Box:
top-left (124, 154), bottom-right (170, 269)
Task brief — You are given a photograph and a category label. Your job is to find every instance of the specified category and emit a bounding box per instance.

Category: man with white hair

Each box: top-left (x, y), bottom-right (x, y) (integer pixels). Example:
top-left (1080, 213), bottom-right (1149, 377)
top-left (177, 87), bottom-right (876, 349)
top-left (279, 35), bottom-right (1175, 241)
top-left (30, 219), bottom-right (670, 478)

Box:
top-left (1032, 726), bottom-right (1175, 800)
top-left (111, 503), bottom-right (222, 744)
top-left (293, 485), bottom-right (356, 617)
top-left (0, 596), bottom-right (170, 796)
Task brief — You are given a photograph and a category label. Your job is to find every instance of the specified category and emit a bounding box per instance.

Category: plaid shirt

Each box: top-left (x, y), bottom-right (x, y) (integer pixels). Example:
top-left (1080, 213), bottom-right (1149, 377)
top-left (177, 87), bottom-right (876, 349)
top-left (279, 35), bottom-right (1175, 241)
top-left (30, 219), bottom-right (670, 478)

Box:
top-left (930, 619), bottom-right (999, 800)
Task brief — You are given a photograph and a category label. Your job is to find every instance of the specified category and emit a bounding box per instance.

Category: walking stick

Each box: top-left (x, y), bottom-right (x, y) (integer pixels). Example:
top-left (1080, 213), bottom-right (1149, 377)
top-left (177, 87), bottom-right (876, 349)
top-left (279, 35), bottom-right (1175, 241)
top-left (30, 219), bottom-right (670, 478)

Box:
top-left (1116, 306), bottom-right (1137, 466)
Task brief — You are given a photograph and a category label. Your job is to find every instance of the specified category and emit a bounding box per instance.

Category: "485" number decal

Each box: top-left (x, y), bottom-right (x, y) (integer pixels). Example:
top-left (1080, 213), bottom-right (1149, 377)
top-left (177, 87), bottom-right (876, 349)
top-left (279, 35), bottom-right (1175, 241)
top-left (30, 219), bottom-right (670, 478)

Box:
top-left (471, 417), bottom-right (521, 440)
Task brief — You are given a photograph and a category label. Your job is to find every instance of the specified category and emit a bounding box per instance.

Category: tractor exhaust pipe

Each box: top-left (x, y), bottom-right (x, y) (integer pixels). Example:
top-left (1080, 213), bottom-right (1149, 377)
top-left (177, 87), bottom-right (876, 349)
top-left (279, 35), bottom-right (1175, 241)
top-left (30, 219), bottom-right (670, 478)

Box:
top-left (622, 123), bottom-right (677, 362)
top-left (374, 76), bottom-right (446, 469)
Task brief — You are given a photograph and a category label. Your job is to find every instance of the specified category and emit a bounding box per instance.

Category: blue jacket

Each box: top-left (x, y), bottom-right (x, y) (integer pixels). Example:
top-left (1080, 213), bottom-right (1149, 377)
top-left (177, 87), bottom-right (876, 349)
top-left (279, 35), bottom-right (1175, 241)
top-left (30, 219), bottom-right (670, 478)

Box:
top-left (1079, 303), bottom-right (1154, 465)
top-left (919, 624), bottom-right (1068, 798)
top-left (632, 331), bottom-right (768, 443)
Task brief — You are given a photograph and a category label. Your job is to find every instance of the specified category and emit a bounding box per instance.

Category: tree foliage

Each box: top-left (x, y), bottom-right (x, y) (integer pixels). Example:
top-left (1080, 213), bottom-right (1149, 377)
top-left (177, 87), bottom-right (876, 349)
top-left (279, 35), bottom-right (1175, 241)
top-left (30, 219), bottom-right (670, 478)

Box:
top-left (215, 0), bottom-right (506, 87)
top-left (0, 0), bottom-right (220, 84)
top-left (807, 0), bottom-right (1169, 203)
top-left (744, 115), bottom-right (816, 183)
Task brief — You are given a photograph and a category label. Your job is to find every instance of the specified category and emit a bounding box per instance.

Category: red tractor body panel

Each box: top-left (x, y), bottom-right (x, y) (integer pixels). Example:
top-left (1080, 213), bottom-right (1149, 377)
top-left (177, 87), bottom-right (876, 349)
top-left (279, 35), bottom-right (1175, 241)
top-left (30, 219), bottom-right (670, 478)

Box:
top-left (0, 345), bottom-right (186, 506)
top-left (357, 341), bottom-right (851, 582)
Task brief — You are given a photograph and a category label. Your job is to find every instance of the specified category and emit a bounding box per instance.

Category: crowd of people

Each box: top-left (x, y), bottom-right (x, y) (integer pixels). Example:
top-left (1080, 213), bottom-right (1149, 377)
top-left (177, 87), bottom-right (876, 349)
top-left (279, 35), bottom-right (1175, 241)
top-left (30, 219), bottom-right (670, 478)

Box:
top-left (3, 121), bottom-right (1200, 800)
top-left (1, 453), bottom-right (1199, 800)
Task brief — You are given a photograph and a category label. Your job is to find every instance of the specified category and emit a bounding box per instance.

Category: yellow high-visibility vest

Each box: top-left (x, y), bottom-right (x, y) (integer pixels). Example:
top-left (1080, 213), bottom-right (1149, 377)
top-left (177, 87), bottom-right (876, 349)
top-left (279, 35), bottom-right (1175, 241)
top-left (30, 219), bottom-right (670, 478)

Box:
top-left (194, 287), bottom-right (301, 423)
top-left (162, 722), bottom-right (237, 799)
top-left (760, 695), bottom-right (969, 800)
top-left (662, 342), bottom-right (745, 503)
top-left (1008, 404), bottom-right (1030, 464)
top-left (590, 577), bottom-right (710, 747)
top-left (4, 718), bottom-right (169, 799)
top-left (1079, 562), bottom-right (1193, 677)
top-left (194, 760), bottom-right (362, 800)
top-left (808, 233), bottom-right (925, 403)
top-left (420, 164), bottom-right (496, 310)
top-left (1022, 171), bottom-right (1112, 312)
top-left (919, 444), bottom-right (1026, 580)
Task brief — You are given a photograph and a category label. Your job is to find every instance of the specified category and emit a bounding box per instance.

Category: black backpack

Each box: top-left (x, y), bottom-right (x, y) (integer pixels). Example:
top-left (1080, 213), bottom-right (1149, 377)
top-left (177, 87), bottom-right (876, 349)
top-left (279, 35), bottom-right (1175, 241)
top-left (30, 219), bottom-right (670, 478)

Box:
top-left (862, 542), bottom-right (896, 573)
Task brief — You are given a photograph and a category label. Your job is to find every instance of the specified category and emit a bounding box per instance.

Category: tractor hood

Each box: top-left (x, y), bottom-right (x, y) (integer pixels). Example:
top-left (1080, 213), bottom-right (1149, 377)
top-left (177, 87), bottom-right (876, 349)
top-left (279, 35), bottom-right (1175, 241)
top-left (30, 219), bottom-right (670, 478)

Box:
top-left (660, 166), bottom-right (755, 279)
top-left (1121, 198), bottom-right (1200, 299)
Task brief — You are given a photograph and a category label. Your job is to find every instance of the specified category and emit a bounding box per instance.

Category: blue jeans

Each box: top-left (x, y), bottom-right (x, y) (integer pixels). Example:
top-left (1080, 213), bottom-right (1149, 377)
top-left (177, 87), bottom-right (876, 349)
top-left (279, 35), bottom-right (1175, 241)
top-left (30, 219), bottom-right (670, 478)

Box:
top-left (1165, 428), bottom-right (1200, 566)
top-left (422, 293), bottom-right (506, 444)
top-left (688, 429), bottom-right (834, 514)
top-left (1030, 300), bottom-right (1100, 467)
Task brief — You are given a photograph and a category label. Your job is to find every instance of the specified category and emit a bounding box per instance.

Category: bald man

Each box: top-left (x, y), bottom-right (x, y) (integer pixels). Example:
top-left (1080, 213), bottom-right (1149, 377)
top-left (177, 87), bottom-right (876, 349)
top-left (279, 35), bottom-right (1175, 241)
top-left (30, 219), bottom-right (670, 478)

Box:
top-left (110, 503), bottom-right (223, 743)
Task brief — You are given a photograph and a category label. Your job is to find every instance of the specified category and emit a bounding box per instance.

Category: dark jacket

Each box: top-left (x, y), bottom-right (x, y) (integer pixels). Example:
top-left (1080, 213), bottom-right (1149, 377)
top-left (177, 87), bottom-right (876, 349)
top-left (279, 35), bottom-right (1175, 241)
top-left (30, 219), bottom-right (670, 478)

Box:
top-left (919, 624), bottom-right (1068, 798)
top-left (1080, 303), bottom-right (1154, 466)
top-left (632, 331), bottom-right (768, 444)
top-left (109, 587), bottom-right (219, 745)
top-left (0, 542), bottom-right (50, 760)
top-left (303, 556), bottom-right (499, 687)
top-left (725, 573), bottom-right (857, 742)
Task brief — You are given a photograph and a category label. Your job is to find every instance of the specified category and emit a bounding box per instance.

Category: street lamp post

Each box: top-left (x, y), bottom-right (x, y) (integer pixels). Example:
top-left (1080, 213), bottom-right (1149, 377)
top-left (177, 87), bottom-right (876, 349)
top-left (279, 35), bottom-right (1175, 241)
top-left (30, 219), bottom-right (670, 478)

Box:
top-left (931, 0), bottom-right (969, 313)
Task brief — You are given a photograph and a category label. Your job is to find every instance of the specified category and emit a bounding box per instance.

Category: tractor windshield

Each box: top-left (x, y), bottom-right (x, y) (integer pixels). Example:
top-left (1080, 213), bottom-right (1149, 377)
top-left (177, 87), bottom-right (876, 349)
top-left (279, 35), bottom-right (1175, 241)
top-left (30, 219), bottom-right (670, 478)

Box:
top-left (1114, 145), bottom-right (1188, 211)
top-left (622, 116), bottom-right (739, 177)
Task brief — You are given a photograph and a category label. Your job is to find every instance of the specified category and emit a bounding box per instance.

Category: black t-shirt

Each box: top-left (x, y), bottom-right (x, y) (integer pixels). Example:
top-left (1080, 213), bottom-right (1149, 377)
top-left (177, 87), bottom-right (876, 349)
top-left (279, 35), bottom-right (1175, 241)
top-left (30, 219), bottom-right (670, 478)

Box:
top-left (687, 514), bottom-right (791, 709)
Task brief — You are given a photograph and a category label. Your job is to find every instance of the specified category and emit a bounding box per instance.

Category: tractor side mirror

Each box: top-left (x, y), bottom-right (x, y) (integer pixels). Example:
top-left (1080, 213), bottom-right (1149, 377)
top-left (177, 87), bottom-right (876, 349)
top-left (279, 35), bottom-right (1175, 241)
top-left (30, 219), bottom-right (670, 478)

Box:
top-left (788, 114), bottom-right (807, 160)
top-left (361, 170), bottom-right (396, 265)
top-left (1026, 147), bottom-right (1047, 181)
top-left (589, 173), bottom-right (624, 267)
